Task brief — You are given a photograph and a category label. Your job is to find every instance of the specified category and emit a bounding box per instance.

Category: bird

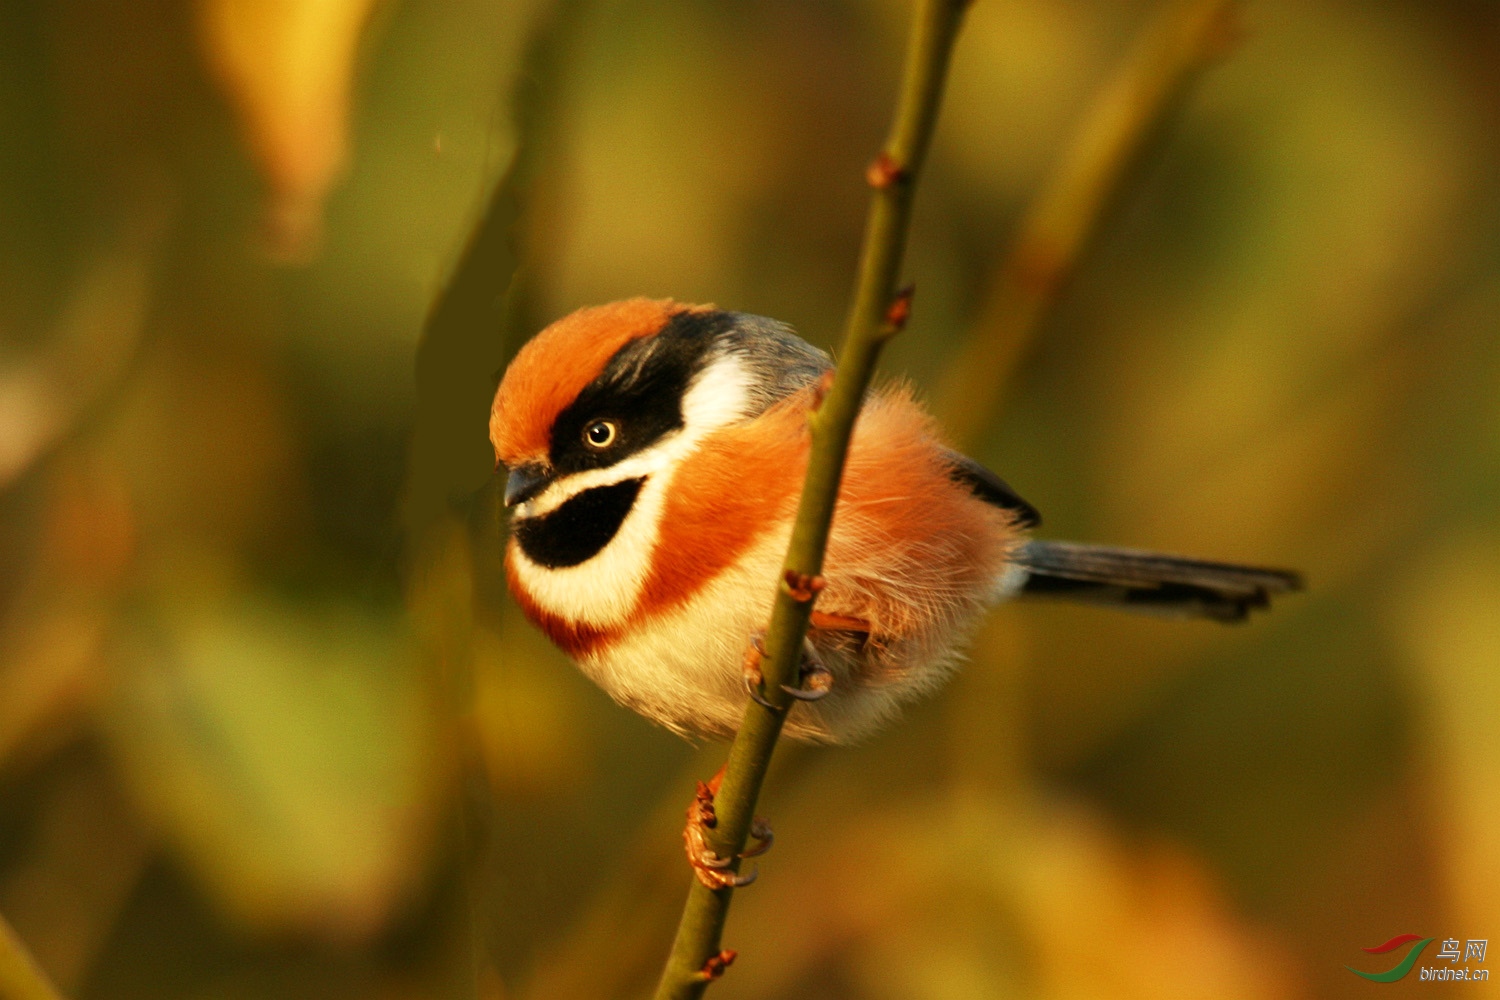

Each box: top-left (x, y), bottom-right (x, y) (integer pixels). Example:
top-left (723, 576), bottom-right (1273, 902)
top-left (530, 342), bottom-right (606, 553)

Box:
top-left (489, 298), bottom-right (1302, 748)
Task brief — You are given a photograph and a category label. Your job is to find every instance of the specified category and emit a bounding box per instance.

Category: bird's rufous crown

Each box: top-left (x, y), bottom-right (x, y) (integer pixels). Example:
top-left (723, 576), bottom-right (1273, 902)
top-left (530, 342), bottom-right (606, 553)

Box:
top-left (489, 298), bottom-right (714, 465)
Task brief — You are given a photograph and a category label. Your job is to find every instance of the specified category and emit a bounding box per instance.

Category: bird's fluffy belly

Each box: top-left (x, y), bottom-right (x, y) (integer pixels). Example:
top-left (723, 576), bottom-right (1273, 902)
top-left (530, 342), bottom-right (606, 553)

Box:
top-left (573, 527), bottom-right (784, 738)
top-left (573, 529), bottom-right (977, 743)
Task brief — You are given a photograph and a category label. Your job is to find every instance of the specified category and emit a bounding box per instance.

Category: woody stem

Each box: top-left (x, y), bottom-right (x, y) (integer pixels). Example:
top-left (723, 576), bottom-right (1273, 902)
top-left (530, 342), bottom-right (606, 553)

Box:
top-left (650, 1), bottom-right (971, 997)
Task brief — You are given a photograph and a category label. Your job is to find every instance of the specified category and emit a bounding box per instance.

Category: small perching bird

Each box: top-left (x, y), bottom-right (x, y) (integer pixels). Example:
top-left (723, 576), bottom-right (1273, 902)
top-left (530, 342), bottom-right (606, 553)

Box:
top-left (490, 299), bottom-right (1301, 746)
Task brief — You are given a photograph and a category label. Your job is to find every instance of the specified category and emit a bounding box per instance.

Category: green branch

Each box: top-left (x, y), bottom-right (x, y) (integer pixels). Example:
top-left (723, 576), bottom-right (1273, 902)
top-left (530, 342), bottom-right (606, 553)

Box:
top-left (935, 0), bottom-right (1239, 448)
top-left (0, 912), bottom-right (65, 1000)
top-left (651, 2), bottom-right (971, 996)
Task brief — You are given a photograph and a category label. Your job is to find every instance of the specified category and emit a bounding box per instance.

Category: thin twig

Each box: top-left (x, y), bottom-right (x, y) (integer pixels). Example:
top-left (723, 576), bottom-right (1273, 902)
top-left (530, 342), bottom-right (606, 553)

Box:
top-left (0, 912), bottom-right (66, 1000)
top-left (650, 2), bottom-right (971, 996)
top-left (934, 0), bottom-right (1240, 448)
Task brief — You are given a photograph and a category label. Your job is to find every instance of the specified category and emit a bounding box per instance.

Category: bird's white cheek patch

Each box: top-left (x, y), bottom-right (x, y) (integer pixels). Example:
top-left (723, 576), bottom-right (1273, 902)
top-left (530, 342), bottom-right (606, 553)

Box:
top-left (677, 353), bottom-right (753, 439)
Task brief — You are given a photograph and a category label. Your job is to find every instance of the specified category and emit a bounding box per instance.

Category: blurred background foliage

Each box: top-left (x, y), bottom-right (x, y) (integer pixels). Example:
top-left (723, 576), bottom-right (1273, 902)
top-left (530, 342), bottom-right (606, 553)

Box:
top-left (0, 0), bottom-right (1497, 998)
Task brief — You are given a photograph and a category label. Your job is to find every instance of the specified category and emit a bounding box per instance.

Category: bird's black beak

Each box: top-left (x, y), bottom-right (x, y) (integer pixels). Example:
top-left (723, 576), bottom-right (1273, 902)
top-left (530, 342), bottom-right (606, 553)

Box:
top-left (504, 463), bottom-right (552, 507)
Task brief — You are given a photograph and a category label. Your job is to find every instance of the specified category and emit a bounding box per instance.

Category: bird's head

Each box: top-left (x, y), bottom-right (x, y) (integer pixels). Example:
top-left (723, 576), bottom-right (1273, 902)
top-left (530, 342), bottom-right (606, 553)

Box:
top-left (489, 298), bottom-right (829, 575)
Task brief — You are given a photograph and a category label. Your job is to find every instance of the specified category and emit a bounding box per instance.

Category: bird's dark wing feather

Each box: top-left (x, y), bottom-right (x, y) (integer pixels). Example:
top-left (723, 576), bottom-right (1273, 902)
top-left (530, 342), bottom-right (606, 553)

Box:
top-left (945, 452), bottom-right (1041, 528)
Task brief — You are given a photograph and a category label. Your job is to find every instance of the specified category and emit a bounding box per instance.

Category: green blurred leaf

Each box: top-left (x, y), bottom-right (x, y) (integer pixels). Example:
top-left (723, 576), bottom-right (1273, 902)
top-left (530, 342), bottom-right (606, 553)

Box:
top-left (101, 593), bottom-right (442, 939)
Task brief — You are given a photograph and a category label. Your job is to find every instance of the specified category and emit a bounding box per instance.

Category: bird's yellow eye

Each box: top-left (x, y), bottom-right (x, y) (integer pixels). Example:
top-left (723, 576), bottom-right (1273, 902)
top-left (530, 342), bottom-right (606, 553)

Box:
top-left (583, 420), bottom-right (618, 449)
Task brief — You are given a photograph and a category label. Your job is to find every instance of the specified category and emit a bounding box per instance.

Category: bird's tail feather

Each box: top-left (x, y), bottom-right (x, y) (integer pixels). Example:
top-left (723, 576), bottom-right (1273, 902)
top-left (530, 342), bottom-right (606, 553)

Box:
top-left (1015, 540), bottom-right (1302, 622)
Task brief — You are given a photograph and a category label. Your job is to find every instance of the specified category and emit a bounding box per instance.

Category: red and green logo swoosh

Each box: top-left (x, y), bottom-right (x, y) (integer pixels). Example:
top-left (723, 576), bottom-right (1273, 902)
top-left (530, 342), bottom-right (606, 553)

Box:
top-left (1346, 934), bottom-right (1435, 982)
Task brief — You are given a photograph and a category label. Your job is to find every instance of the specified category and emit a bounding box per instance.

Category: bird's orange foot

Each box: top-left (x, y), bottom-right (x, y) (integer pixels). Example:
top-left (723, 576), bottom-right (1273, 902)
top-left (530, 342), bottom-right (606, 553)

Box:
top-left (740, 815), bottom-right (774, 858)
top-left (683, 768), bottom-right (773, 890)
top-left (742, 631), bottom-right (834, 706)
top-left (742, 632), bottom-right (775, 710)
top-left (780, 640), bottom-right (833, 702)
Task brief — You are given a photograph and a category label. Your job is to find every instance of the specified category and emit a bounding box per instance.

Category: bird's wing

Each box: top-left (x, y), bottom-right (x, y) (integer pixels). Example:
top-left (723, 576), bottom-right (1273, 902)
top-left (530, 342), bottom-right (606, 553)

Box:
top-left (943, 451), bottom-right (1041, 528)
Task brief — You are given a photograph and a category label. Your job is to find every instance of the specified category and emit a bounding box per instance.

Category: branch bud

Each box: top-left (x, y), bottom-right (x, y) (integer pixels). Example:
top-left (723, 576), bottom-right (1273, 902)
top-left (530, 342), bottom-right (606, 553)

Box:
top-left (783, 571), bottom-right (826, 603)
top-left (699, 950), bottom-right (737, 981)
top-left (865, 151), bottom-right (909, 189)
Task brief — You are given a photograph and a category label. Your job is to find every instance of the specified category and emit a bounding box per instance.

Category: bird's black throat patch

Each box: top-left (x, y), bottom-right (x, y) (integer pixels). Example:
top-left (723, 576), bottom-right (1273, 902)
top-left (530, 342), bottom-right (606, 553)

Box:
top-left (513, 477), bottom-right (646, 569)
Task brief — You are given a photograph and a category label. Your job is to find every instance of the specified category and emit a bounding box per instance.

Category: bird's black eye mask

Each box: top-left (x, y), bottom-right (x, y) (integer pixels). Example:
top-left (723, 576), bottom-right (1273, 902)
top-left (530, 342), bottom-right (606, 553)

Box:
top-left (547, 309), bottom-right (734, 475)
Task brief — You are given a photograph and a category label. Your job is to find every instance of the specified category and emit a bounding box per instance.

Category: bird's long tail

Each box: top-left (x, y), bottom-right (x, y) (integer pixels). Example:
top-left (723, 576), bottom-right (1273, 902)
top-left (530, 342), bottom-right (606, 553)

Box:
top-left (1013, 540), bottom-right (1303, 622)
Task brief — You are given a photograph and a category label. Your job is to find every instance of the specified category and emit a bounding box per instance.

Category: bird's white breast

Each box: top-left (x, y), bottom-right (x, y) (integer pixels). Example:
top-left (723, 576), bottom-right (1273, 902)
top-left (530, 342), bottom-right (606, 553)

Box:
top-left (576, 524), bottom-right (792, 738)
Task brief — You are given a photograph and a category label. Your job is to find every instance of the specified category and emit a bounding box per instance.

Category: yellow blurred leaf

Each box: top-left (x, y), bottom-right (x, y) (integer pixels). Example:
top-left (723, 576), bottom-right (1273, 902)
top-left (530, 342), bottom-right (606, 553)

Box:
top-left (196, 0), bottom-right (383, 258)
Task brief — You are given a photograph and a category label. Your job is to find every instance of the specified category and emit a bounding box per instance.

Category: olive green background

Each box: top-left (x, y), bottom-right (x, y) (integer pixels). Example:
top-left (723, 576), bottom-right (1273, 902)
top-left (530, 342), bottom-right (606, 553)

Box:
top-left (0, 1), bottom-right (1496, 997)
